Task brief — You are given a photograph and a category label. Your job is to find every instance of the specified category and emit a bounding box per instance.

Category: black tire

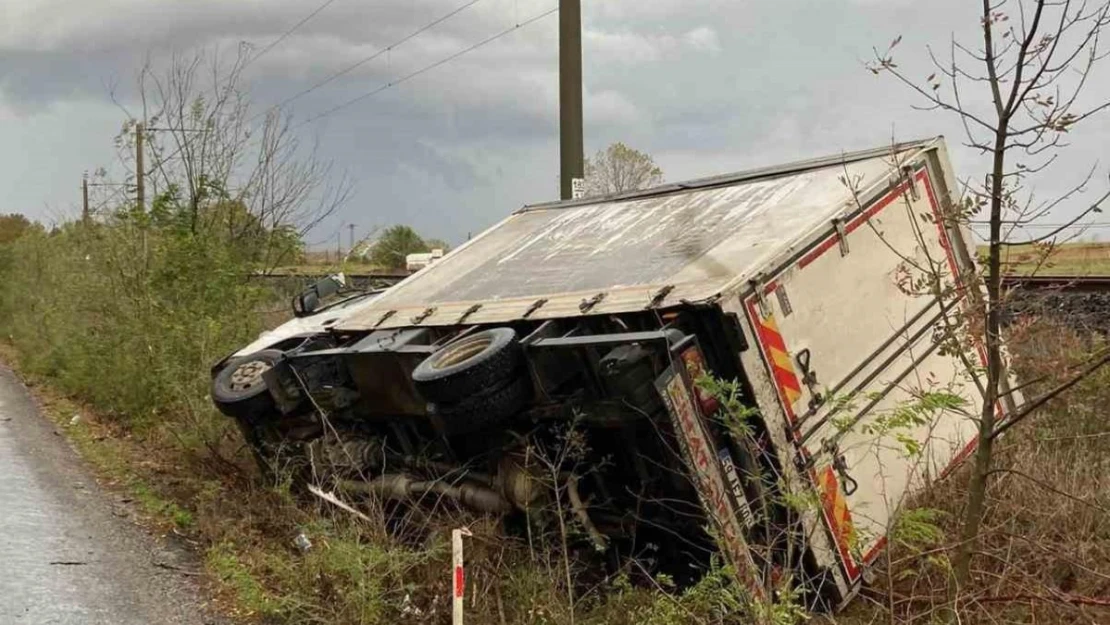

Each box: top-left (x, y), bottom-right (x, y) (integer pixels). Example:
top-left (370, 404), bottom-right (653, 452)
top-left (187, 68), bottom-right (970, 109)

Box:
top-left (412, 328), bottom-right (521, 403)
top-left (436, 375), bottom-right (532, 435)
top-left (211, 349), bottom-right (284, 421)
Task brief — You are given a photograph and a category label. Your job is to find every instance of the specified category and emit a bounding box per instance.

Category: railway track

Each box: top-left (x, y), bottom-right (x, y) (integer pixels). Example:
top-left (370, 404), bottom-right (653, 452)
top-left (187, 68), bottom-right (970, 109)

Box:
top-left (1002, 274), bottom-right (1110, 292)
top-left (257, 271), bottom-right (1110, 295)
top-left (269, 272), bottom-right (1110, 291)
top-left (251, 271), bottom-right (413, 289)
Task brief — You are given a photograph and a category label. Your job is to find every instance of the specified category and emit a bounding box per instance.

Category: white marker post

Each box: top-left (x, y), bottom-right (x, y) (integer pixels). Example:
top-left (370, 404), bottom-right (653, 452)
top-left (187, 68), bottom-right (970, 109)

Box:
top-left (452, 527), bottom-right (472, 625)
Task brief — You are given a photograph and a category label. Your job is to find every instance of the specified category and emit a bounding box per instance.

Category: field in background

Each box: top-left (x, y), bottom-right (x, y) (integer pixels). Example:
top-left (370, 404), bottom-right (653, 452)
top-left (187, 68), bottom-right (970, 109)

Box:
top-left (270, 250), bottom-right (389, 277)
top-left (285, 242), bottom-right (1110, 279)
top-left (992, 241), bottom-right (1110, 275)
top-left (295, 242), bottom-right (1110, 278)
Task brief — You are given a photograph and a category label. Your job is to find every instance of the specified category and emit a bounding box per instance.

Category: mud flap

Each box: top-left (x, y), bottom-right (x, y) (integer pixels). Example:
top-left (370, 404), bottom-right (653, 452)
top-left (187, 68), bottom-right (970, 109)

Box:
top-left (655, 338), bottom-right (764, 600)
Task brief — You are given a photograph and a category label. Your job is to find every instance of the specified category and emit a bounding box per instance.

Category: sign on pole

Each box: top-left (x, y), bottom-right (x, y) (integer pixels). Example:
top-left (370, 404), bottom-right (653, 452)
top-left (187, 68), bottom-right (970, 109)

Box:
top-left (571, 177), bottom-right (586, 199)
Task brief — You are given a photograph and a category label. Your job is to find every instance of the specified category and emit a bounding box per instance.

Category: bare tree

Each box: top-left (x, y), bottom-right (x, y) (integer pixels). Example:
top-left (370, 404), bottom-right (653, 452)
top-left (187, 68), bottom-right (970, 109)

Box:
top-left (584, 142), bottom-right (663, 197)
top-left (113, 47), bottom-right (351, 269)
top-left (870, 0), bottom-right (1110, 592)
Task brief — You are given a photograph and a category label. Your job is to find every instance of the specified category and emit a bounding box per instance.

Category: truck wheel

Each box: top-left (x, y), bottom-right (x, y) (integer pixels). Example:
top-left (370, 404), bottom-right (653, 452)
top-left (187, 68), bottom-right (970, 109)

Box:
top-left (436, 375), bottom-right (532, 435)
top-left (212, 349), bottom-right (284, 421)
top-left (412, 328), bottom-right (521, 403)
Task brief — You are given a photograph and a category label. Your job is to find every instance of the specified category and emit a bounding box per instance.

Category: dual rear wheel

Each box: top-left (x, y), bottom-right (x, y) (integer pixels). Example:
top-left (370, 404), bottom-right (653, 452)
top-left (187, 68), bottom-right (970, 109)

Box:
top-left (411, 328), bottom-right (531, 434)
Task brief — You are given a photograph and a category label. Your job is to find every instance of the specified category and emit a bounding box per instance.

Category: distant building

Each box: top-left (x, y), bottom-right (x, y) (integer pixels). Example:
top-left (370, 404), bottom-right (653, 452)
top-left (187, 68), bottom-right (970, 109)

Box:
top-left (406, 248), bottom-right (445, 272)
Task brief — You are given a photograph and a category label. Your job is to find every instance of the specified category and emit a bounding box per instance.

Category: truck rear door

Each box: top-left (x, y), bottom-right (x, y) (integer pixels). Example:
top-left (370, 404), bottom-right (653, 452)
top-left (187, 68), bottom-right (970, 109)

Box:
top-left (734, 152), bottom-right (994, 590)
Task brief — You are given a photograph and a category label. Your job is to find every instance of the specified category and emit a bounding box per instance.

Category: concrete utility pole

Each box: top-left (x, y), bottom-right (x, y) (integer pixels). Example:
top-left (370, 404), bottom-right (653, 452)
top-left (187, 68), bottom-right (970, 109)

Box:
top-left (135, 122), bottom-right (145, 211)
top-left (559, 0), bottom-right (584, 200)
top-left (81, 173), bottom-right (90, 224)
top-left (348, 223), bottom-right (356, 254)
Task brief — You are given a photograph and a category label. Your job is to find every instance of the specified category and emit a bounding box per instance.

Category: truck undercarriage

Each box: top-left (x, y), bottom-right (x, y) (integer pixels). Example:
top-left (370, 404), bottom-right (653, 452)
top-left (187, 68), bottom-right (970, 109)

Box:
top-left (213, 303), bottom-right (834, 605)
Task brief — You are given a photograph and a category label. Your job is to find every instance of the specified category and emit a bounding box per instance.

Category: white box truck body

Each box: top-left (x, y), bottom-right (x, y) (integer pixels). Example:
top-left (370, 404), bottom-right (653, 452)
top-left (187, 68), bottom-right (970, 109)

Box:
top-left (213, 137), bottom-right (1015, 609)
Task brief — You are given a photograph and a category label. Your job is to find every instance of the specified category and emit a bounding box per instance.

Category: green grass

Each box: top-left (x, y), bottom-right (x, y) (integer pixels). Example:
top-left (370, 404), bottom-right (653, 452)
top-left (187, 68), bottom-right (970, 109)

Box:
top-left (983, 241), bottom-right (1110, 276)
top-left (206, 542), bottom-right (288, 619)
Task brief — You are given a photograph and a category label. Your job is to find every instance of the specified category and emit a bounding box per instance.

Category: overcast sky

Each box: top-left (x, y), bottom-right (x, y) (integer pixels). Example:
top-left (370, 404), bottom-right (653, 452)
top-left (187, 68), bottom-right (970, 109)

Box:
top-left (2, 0), bottom-right (1109, 245)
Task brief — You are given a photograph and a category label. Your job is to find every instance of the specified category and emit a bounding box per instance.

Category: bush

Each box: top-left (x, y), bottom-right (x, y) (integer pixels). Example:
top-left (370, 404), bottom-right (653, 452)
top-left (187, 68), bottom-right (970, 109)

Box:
top-left (0, 219), bottom-right (268, 425)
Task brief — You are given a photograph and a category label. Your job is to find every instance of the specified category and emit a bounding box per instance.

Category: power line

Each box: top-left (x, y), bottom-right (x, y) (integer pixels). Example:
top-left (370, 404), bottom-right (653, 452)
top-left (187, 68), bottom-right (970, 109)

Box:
top-left (1014, 223), bottom-right (1110, 228)
top-left (254, 0), bottom-right (486, 121)
top-left (141, 0), bottom-right (341, 176)
top-left (298, 6), bottom-right (558, 128)
top-left (244, 0), bottom-right (341, 69)
top-left (971, 222), bottom-right (1110, 228)
top-left (149, 0), bottom-right (492, 174)
top-left (143, 5), bottom-right (556, 187)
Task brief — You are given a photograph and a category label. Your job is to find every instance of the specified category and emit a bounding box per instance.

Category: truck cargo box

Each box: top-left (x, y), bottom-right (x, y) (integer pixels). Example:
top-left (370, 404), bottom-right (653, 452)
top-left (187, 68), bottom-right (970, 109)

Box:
top-left (215, 137), bottom-right (1015, 612)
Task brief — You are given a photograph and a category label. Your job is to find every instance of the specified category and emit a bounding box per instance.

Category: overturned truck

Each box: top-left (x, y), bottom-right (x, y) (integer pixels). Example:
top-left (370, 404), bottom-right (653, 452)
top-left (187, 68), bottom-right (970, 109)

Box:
top-left (211, 137), bottom-right (1015, 610)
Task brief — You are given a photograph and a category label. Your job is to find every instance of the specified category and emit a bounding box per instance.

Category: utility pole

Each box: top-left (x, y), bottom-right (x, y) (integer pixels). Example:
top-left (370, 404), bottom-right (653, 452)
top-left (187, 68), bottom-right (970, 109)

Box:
top-left (135, 122), bottom-right (145, 211)
top-left (559, 0), bottom-right (584, 200)
top-left (336, 228), bottom-right (342, 260)
top-left (348, 223), bottom-right (356, 254)
top-left (81, 173), bottom-right (90, 224)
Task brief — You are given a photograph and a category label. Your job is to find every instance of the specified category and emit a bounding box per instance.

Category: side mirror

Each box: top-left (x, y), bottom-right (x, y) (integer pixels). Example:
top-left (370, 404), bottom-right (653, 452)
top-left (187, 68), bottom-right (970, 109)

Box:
top-left (293, 273), bottom-right (347, 317)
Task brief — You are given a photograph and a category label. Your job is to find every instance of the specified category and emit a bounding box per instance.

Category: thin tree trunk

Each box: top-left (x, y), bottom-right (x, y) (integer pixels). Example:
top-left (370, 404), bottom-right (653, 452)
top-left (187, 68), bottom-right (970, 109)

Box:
top-left (952, 130), bottom-right (1007, 589)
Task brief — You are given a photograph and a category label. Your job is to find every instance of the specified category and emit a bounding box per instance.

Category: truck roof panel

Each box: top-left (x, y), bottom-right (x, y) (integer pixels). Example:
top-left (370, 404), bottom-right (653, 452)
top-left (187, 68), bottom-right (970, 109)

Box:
top-left (337, 141), bottom-right (933, 331)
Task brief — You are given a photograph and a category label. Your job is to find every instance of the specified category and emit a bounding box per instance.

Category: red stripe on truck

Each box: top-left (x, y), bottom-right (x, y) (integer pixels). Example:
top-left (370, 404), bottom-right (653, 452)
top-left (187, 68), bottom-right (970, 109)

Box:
top-left (798, 178), bottom-right (913, 269)
top-left (746, 304), bottom-right (804, 421)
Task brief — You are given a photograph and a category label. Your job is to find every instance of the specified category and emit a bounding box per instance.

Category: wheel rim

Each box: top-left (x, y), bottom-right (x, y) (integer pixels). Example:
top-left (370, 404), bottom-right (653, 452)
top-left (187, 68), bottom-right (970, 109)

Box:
top-left (229, 359), bottom-right (273, 391)
top-left (432, 336), bottom-right (492, 369)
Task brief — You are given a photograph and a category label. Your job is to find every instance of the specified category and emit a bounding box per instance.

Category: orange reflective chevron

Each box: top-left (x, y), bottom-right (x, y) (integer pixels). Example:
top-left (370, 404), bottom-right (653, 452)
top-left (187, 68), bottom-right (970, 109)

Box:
top-left (749, 306), bottom-right (803, 418)
top-left (818, 465), bottom-right (860, 580)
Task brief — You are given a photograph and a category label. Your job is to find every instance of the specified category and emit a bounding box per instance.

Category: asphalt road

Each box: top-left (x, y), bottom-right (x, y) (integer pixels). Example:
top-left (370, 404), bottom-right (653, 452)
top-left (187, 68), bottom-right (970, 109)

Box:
top-left (0, 365), bottom-right (226, 625)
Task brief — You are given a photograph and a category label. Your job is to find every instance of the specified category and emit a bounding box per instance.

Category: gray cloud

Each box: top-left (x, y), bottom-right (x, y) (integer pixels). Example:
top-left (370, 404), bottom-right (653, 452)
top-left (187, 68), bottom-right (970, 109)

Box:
top-left (2, 0), bottom-right (1109, 243)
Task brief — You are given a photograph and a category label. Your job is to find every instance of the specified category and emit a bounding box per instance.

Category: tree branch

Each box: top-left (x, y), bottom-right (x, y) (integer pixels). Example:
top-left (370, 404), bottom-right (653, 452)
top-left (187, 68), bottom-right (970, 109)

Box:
top-left (990, 347), bottom-right (1110, 441)
top-left (986, 467), bottom-right (1110, 514)
top-left (983, 0), bottom-right (1009, 117)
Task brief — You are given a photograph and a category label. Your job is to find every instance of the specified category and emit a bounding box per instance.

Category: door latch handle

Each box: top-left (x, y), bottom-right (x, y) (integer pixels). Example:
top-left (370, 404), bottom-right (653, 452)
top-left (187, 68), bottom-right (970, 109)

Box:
top-left (795, 348), bottom-right (824, 409)
top-left (834, 454), bottom-right (858, 496)
top-left (823, 439), bottom-right (859, 497)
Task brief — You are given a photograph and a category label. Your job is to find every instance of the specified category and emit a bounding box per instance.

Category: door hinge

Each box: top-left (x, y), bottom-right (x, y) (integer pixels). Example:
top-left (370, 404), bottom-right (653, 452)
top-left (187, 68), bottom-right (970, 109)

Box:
top-left (750, 277), bottom-right (773, 318)
top-left (901, 165), bottom-right (920, 201)
top-left (833, 217), bottom-right (849, 257)
top-left (823, 439), bottom-right (859, 496)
